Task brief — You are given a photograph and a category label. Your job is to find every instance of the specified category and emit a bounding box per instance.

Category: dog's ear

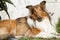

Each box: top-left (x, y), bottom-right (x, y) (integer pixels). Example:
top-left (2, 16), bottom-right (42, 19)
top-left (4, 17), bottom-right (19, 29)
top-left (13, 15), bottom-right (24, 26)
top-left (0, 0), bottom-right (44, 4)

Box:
top-left (26, 5), bottom-right (33, 10)
top-left (40, 1), bottom-right (46, 6)
top-left (40, 1), bottom-right (46, 9)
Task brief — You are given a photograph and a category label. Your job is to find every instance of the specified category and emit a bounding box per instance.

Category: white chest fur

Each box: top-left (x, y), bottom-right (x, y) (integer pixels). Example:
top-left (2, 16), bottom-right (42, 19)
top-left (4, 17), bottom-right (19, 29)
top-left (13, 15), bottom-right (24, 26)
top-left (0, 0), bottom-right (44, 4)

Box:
top-left (35, 18), bottom-right (57, 38)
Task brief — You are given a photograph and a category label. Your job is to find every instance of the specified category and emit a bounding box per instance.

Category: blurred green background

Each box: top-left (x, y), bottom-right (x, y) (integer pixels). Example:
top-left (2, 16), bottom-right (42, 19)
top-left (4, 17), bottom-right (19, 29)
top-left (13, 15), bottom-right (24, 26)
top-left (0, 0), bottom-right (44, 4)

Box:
top-left (56, 18), bottom-right (60, 33)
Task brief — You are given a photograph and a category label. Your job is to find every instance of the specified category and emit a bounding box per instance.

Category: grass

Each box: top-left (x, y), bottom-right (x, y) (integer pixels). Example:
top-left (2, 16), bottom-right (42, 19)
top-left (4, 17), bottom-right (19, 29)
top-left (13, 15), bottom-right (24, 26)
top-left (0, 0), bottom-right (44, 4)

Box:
top-left (56, 18), bottom-right (60, 33)
top-left (19, 37), bottom-right (60, 40)
top-left (2, 37), bottom-right (60, 40)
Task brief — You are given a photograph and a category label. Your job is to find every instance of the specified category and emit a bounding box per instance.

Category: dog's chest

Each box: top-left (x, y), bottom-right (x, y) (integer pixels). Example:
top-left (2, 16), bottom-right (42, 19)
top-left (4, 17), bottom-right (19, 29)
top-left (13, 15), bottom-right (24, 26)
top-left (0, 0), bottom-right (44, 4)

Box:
top-left (36, 18), bottom-right (56, 33)
top-left (27, 18), bottom-right (36, 27)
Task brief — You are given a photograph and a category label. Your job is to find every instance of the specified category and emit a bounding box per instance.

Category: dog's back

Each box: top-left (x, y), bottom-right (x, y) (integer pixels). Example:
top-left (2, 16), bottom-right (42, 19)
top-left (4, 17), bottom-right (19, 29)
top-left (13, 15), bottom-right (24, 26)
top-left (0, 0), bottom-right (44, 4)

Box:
top-left (0, 20), bottom-right (17, 35)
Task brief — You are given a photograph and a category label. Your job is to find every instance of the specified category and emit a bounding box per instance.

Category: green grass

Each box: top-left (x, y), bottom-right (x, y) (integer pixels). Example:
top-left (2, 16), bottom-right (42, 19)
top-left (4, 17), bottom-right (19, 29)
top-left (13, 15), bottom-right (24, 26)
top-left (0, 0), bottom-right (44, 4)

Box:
top-left (56, 18), bottom-right (60, 33)
top-left (19, 37), bottom-right (60, 40)
top-left (2, 37), bottom-right (60, 40)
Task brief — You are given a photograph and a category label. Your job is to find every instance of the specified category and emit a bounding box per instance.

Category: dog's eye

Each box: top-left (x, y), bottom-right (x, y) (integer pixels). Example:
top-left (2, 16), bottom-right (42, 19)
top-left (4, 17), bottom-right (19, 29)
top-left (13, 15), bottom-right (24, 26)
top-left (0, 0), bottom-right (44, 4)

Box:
top-left (31, 9), bottom-right (36, 14)
top-left (37, 17), bottom-right (42, 22)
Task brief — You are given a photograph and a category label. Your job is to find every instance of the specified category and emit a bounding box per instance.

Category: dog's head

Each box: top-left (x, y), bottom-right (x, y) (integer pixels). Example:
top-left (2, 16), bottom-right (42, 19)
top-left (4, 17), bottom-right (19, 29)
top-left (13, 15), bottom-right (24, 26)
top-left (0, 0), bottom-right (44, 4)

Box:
top-left (26, 1), bottom-right (48, 22)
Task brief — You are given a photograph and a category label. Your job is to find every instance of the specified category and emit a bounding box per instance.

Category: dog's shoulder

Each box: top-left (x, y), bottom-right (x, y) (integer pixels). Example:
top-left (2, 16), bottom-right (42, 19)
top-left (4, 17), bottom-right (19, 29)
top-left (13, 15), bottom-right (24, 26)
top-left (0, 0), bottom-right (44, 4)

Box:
top-left (16, 17), bottom-right (27, 23)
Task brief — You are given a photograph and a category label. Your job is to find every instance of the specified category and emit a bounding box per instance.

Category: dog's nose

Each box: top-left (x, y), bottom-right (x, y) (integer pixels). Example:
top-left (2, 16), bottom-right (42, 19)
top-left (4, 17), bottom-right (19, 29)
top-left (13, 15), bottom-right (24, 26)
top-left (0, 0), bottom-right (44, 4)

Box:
top-left (37, 17), bottom-right (42, 22)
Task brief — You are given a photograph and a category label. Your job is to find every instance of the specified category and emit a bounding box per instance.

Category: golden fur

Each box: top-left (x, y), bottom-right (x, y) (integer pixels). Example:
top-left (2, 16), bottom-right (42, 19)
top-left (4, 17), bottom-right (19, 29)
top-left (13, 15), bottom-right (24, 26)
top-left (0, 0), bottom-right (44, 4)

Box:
top-left (0, 17), bottom-right (41, 38)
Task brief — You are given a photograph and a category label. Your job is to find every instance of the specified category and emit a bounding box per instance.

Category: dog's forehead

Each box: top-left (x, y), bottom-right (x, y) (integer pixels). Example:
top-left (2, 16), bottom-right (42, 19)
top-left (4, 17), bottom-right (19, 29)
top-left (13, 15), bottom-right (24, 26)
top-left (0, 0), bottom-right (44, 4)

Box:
top-left (33, 5), bottom-right (42, 10)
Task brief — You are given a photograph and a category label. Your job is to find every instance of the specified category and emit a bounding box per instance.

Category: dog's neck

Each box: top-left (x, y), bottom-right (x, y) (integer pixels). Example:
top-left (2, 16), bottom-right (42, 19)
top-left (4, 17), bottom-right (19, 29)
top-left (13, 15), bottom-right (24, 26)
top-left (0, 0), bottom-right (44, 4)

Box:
top-left (27, 16), bottom-right (36, 28)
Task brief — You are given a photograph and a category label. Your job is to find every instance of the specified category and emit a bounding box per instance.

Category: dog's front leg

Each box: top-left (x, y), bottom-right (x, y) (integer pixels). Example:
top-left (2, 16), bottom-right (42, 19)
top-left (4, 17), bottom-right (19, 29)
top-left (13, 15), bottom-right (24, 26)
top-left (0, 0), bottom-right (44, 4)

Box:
top-left (30, 26), bottom-right (41, 35)
top-left (24, 26), bottom-right (41, 37)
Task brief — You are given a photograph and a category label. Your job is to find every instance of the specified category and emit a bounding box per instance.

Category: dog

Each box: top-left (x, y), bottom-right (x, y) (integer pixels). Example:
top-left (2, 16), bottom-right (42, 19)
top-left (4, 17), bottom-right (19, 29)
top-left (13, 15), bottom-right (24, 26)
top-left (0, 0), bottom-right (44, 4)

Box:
top-left (0, 1), bottom-right (58, 39)
top-left (0, 1), bottom-right (48, 39)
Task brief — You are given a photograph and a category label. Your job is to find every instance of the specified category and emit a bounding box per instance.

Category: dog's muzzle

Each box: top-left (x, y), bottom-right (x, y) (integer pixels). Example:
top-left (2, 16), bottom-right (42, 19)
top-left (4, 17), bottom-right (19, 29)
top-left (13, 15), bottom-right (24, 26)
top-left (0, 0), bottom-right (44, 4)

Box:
top-left (37, 17), bottom-right (42, 22)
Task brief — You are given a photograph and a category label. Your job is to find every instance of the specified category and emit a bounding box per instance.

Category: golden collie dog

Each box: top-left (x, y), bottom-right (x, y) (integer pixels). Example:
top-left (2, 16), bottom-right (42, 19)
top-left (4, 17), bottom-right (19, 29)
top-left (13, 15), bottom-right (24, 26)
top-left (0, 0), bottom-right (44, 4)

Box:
top-left (0, 1), bottom-right (57, 39)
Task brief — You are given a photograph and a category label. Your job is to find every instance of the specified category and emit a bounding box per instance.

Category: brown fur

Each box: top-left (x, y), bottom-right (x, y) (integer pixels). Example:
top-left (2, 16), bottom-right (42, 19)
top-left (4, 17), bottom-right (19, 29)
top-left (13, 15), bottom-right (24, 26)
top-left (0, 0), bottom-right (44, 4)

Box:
top-left (0, 17), bottom-right (41, 38)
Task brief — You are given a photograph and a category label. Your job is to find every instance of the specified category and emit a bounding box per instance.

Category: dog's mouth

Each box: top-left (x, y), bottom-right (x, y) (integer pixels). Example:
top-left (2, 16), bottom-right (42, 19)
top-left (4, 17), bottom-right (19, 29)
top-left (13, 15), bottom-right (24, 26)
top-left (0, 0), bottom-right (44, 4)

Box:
top-left (32, 13), bottom-right (43, 22)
